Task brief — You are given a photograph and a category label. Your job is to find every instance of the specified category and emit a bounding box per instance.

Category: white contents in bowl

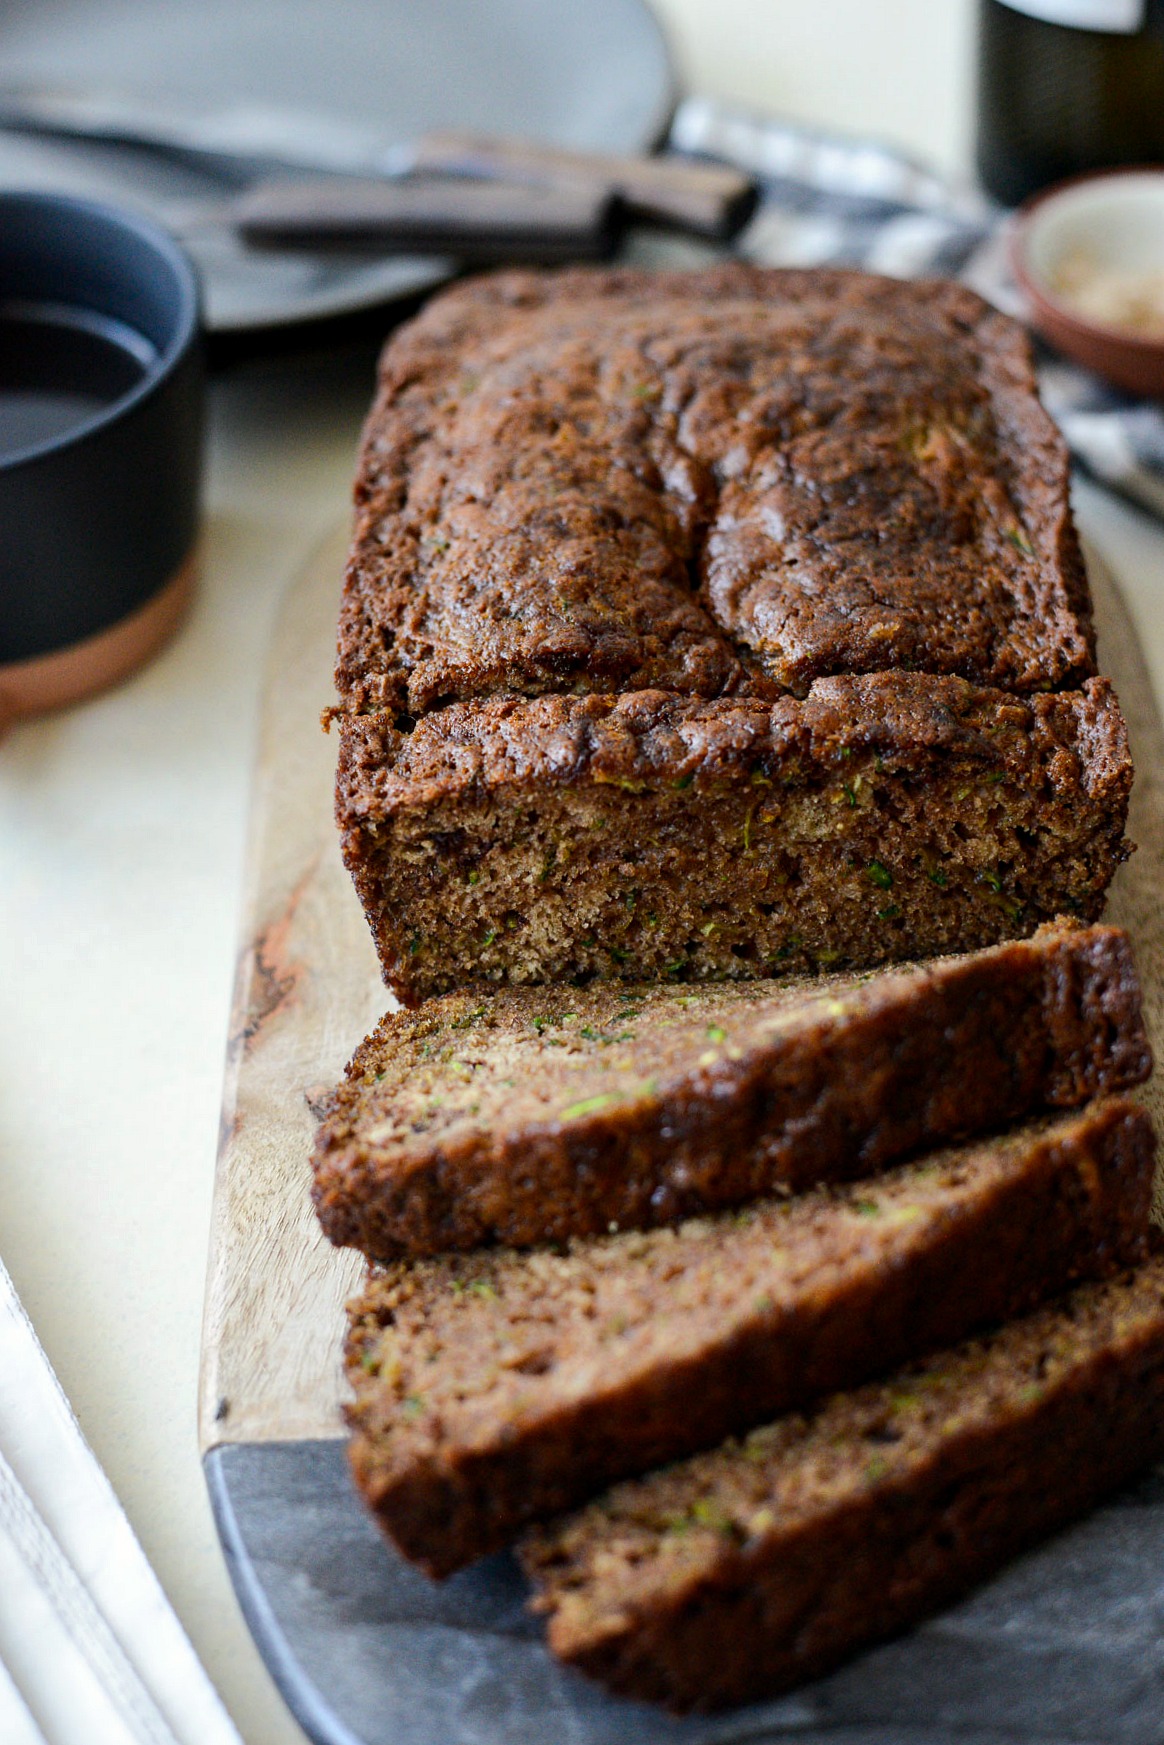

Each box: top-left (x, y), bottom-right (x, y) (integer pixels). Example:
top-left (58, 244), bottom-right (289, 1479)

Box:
top-left (1049, 249), bottom-right (1164, 341)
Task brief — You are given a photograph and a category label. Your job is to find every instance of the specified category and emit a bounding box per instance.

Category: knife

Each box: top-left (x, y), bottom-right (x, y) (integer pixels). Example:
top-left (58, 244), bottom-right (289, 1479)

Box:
top-left (0, 85), bottom-right (758, 249)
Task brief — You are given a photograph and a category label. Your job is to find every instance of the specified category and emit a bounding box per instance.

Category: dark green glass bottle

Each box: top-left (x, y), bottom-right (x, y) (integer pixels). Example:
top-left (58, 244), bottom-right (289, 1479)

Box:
top-left (976, 0), bottom-right (1164, 205)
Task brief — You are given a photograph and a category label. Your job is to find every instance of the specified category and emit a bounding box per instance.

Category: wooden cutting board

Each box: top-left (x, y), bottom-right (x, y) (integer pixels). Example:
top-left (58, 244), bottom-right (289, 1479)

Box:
top-left (199, 524), bottom-right (1164, 1745)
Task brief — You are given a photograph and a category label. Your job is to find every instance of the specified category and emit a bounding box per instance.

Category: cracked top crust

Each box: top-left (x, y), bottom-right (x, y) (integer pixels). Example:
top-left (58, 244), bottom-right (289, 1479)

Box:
top-left (336, 674), bottom-right (1129, 822)
top-left (337, 265), bottom-right (1095, 719)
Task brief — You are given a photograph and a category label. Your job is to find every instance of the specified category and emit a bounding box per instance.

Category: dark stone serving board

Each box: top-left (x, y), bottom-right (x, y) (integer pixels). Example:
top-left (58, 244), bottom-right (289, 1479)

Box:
top-left (200, 526), bottom-right (1164, 1745)
top-left (207, 1442), bottom-right (1164, 1745)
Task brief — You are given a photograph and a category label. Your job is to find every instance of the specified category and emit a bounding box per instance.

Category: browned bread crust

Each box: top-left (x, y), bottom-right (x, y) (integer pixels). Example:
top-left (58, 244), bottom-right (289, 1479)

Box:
top-left (521, 1241), bottom-right (1164, 1712)
top-left (313, 921), bottom-right (1150, 1259)
top-left (338, 266), bottom-right (1093, 715)
top-left (345, 1098), bottom-right (1154, 1578)
top-left (337, 673), bottom-right (1130, 1003)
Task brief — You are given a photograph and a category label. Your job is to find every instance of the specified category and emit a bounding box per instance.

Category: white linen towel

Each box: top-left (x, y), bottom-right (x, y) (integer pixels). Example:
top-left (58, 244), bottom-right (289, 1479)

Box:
top-left (0, 1258), bottom-right (242, 1745)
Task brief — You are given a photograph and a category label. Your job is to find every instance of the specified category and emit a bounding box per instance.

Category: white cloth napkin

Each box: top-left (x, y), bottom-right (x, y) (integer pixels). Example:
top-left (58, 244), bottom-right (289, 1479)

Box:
top-left (0, 1258), bottom-right (242, 1745)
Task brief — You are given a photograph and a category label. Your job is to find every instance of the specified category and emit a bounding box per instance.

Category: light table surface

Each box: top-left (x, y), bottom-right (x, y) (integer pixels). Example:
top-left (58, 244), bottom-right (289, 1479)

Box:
top-left (4, 3), bottom-right (1164, 1740)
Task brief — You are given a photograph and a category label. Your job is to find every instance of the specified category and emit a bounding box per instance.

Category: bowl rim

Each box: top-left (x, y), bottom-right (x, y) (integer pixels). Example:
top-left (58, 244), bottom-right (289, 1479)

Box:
top-left (1009, 165), bottom-right (1164, 360)
top-left (0, 189), bottom-right (201, 474)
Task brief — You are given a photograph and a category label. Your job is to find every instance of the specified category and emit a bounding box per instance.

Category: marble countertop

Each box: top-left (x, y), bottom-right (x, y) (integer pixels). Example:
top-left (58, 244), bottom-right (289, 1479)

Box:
top-left (3, 3), bottom-right (1164, 1740)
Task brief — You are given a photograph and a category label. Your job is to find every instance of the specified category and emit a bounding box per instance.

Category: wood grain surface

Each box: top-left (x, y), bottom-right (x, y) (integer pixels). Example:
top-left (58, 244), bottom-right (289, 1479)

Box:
top-left (199, 527), bottom-right (1164, 1452)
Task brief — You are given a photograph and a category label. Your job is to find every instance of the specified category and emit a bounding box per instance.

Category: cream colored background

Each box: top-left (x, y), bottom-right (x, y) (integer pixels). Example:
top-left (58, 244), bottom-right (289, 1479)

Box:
top-left (3, 3), bottom-right (1164, 1742)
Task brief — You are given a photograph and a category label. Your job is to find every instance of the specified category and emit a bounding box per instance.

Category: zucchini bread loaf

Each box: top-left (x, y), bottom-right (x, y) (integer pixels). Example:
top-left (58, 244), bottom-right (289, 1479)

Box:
top-left (333, 266), bottom-right (1129, 1003)
top-left (313, 920), bottom-right (1150, 1257)
top-left (345, 1097), bottom-right (1154, 1576)
top-left (521, 1247), bottom-right (1164, 1712)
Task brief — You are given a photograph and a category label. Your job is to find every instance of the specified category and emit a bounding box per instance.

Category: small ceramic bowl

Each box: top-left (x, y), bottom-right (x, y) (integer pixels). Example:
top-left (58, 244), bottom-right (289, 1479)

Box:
top-left (1011, 168), bottom-right (1164, 402)
top-left (0, 192), bottom-right (203, 725)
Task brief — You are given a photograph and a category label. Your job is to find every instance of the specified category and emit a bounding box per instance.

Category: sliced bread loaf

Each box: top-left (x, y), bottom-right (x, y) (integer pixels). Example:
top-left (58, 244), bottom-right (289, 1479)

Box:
top-left (521, 1245), bottom-right (1164, 1712)
top-left (345, 1097), bottom-right (1154, 1577)
top-left (315, 920), bottom-right (1149, 1258)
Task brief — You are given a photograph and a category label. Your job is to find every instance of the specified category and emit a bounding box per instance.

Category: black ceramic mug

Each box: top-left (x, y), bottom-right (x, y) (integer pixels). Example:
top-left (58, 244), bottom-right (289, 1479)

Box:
top-left (0, 191), bottom-right (203, 721)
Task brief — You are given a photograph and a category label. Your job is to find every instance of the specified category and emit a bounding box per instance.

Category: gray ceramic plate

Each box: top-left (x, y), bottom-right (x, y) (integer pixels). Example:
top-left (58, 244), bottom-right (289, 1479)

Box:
top-left (0, 0), bottom-right (674, 332)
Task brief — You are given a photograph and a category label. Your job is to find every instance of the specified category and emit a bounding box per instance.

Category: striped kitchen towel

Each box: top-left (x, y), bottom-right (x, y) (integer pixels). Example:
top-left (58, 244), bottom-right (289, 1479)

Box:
top-left (668, 96), bottom-right (1164, 523)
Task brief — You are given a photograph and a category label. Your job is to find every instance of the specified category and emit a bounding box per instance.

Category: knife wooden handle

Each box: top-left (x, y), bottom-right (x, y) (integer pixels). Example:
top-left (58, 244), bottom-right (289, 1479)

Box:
top-left (410, 131), bottom-right (759, 239)
top-left (234, 174), bottom-right (617, 261)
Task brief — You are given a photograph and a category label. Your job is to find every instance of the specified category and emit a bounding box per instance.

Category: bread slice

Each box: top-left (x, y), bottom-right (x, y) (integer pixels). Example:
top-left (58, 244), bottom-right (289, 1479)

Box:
top-left (313, 921), bottom-right (1149, 1258)
top-left (521, 1245), bottom-right (1164, 1713)
top-left (344, 1098), bottom-right (1154, 1578)
top-left (337, 675), bottom-right (1130, 1005)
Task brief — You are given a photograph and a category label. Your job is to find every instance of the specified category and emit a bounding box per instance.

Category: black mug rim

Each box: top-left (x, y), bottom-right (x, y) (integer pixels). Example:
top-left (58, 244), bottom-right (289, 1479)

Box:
top-left (0, 189), bottom-right (202, 473)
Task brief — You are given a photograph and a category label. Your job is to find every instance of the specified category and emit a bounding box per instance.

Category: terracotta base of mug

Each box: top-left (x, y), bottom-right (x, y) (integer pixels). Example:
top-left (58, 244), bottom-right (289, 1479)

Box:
top-left (0, 552), bottom-right (197, 731)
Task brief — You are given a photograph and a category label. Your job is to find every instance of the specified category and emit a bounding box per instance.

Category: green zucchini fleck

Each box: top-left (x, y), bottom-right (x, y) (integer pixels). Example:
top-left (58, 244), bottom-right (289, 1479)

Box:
top-left (866, 859), bottom-right (893, 891)
top-left (706, 1024), bottom-right (726, 1043)
top-left (561, 1092), bottom-right (620, 1120)
top-left (689, 1498), bottom-right (738, 1537)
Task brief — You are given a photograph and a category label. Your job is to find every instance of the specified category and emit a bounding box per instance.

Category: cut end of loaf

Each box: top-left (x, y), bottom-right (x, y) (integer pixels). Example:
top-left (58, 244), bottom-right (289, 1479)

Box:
top-left (338, 677), bottom-right (1131, 1004)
